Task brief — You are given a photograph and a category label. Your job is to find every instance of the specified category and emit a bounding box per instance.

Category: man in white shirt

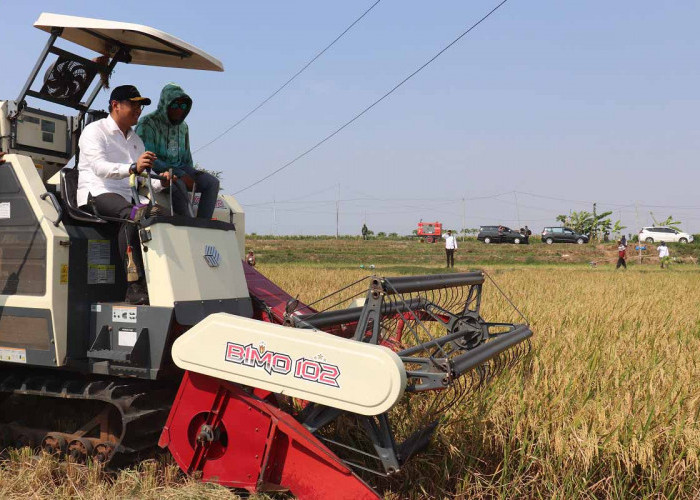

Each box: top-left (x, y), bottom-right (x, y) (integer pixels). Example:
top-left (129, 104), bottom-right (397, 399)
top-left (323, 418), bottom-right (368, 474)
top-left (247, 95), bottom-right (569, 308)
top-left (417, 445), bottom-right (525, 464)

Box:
top-left (443, 229), bottom-right (458, 268)
top-left (78, 85), bottom-right (176, 304)
top-left (657, 241), bottom-right (670, 268)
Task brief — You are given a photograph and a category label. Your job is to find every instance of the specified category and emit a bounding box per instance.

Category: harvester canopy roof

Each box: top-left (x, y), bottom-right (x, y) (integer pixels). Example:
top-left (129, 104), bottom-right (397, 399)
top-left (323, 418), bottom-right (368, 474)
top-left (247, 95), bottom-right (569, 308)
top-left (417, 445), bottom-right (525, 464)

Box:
top-left (34, 13), bottom-right (224, 72)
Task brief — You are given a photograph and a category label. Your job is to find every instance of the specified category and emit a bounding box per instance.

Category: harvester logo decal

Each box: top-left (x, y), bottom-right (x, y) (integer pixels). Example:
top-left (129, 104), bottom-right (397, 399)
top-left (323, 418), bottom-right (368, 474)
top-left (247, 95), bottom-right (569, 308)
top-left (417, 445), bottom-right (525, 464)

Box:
top-left (204, 245), bottom-right (221, 267)
top-left (225, 342), bottom-right (341, 388)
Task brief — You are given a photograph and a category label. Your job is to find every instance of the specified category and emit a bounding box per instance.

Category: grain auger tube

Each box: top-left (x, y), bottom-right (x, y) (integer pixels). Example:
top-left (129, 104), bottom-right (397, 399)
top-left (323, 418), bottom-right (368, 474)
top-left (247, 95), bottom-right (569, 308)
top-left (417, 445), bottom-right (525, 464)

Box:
top-left (160, 270), bottom-right (533, 499)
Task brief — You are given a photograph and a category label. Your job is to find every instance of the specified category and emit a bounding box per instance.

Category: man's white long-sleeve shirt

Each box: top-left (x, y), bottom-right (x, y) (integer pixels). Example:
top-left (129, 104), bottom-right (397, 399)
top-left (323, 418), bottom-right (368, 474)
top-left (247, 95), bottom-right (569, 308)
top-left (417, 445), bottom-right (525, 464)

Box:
top-left (77, 115), bottom-right (162, 207)
top-left (444, 234), bottom-right (458, 249)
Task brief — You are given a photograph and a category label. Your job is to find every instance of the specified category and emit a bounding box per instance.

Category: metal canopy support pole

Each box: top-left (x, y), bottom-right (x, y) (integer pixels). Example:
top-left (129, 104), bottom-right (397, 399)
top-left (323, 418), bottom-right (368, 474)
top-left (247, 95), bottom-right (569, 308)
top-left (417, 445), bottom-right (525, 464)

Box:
top-left (15, 28), bottom-right (63, 108)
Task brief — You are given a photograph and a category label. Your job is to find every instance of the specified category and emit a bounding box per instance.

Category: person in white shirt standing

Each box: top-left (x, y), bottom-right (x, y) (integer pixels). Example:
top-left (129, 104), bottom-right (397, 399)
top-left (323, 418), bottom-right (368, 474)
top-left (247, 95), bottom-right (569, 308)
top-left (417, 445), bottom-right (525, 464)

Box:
top-left (77, 85), bottom-right (176, 304)
top-left (443, 229), bottom-right (458, 268)
top-left (657, 241), bottom-right (670, 268)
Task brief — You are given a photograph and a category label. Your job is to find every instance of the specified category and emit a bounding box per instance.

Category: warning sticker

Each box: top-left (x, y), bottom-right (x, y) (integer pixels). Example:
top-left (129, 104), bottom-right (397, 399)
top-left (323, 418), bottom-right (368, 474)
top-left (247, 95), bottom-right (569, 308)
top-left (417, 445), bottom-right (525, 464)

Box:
top-left (118, 328), bottom-right (138, 347)
top-left (0, 347), bottom-right (27, 364)
top-left (87, 239), bottom-right (111, 265)
top-left (0, 202), bottom-right (10, 219)
top-left (60, 264), bottom-right (69, 284)
top-left (113, 306), bottom-right (137, 323)
top-left (88, 264), bottom-right (115, 285)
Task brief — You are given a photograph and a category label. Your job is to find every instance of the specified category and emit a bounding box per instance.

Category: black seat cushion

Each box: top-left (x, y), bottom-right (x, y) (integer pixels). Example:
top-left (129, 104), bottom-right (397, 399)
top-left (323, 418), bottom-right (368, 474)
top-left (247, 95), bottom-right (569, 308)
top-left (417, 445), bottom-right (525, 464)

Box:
top-left (59, 167), bottom-right (106, 223)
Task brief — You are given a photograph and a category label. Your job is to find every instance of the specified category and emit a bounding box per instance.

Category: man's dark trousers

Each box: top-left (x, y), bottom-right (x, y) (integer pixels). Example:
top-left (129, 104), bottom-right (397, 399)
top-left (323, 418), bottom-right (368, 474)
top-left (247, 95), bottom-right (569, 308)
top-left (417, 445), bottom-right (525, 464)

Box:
top-left (88, 189), bottom-right (188, 278)
top-left (446, 248), bottom-right (455, 267)
top-left (90, 193), bottom-right (145, 279)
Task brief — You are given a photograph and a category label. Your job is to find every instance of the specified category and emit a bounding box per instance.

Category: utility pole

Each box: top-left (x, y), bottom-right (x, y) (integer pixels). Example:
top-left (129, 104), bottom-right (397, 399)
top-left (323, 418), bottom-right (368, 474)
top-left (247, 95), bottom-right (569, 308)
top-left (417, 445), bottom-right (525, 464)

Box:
top-left (335, 183), bottom-right (340, 239)
top-left (272, 196), bottom-right (276, 236)
top-left (514, 192), bottom-right (521, 229)
top-left (592, 202), bottom-right (597, 241)
top-left (635, 201), bottom-right (641, 264)
top-left (461, 197), bottom-right (466, 242)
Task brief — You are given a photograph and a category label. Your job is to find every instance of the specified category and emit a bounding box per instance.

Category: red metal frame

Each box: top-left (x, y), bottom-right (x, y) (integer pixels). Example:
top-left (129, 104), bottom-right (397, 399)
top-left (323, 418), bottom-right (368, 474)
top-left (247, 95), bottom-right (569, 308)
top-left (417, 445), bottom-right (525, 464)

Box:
top-left (160, 371), bottom-right (379, 500)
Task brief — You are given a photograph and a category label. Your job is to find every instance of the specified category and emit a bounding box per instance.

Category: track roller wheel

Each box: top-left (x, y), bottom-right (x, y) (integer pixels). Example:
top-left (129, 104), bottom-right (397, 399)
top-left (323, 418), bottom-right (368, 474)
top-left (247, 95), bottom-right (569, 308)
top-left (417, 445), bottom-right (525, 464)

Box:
top-left (93, 442), bottom-right (115, 463)
top-left (68, 438), bottom-right (93, 463)
top-left (41, 434), bottom-right (67, 455)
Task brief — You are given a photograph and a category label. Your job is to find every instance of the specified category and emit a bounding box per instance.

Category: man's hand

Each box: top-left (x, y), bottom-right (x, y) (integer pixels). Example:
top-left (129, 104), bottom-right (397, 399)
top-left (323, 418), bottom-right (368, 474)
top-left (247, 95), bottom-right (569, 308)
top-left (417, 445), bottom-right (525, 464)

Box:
top-left (160, 170), bottom-right (176, 187)
top-left (136, 151), bottom-right (157, 173)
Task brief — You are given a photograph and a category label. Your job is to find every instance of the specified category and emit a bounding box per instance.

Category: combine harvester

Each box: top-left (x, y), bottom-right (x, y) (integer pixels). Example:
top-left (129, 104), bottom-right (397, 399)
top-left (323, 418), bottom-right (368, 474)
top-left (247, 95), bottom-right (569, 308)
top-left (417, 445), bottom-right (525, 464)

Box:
top-left (0, 14), bottom-right (533, 498)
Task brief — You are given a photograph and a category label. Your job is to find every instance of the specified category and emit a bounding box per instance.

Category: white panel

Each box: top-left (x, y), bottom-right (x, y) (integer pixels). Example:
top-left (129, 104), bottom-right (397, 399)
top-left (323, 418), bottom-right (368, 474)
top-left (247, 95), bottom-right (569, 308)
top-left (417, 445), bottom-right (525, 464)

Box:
top-left (2, 154), bottom-right (70, 366)
top-left (171, 314), bottom-right (406, 416)
top-left (142, 223), bottom-right (249, 307)
top-left (34, 13), bottom-right (223, 71)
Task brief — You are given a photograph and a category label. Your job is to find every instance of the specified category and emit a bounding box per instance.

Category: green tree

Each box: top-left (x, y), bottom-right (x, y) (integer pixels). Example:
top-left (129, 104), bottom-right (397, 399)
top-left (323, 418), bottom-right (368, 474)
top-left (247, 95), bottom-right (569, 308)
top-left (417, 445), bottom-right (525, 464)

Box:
top-left (555, 209), bottom-right (613, 240)
top-left (652, 214), bottom-right (682, 231)
top-left (612, 220), bottom-right (627, 236)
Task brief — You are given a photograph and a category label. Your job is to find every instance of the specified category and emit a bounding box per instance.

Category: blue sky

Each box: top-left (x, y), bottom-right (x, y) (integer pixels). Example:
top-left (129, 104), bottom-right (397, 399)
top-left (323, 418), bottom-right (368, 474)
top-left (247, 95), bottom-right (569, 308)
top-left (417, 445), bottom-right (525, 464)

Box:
top-left (2, 1), bottom-right (699, 235)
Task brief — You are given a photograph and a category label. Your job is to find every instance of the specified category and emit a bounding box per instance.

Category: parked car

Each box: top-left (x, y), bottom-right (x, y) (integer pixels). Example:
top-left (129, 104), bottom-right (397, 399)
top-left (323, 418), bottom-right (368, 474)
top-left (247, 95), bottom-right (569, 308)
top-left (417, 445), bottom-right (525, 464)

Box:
top-left (541, 227), bottom-right (589, 245)
top-left (477, 226), bottom-right (529, 244)
top-left (638, 226), bottom-right (693, 244)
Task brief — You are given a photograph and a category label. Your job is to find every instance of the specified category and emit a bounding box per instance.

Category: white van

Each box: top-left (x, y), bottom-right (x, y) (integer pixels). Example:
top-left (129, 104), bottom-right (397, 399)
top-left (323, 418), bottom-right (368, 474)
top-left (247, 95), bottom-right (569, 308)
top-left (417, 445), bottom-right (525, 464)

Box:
top-left (638, 227), bottom-right (693, 244)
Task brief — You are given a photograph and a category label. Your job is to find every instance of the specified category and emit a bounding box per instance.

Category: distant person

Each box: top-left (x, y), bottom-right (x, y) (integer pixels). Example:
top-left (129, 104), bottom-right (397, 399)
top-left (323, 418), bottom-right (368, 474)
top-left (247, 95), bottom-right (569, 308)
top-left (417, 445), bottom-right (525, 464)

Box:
top-left (621, 234), bottom-right (627, 246)
top-left (657, 241), bottom-right (670, 268)
top-left (361, 223), bottom-right (368, 240)
top-left (524, 225), bottom-right (531, 236)
top-left (443, 229), bottom-right (457, 268)
top-left (246, 250), bottom-right (256, 267)
top-left (616, 240), bottom-right (627, 269)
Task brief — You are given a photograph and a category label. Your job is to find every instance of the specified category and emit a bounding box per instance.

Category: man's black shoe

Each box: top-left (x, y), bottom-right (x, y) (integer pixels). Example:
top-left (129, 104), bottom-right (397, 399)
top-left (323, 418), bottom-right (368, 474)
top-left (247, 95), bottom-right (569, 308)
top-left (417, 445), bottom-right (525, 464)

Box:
top-left (125, 282), bottom-right (149, 305)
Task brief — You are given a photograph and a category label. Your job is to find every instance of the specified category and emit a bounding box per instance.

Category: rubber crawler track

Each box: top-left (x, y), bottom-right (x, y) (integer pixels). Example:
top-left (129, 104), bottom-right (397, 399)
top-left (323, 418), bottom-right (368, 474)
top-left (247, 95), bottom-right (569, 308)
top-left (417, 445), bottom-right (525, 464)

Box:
top-left (0, 367), bottom-right (177, 465)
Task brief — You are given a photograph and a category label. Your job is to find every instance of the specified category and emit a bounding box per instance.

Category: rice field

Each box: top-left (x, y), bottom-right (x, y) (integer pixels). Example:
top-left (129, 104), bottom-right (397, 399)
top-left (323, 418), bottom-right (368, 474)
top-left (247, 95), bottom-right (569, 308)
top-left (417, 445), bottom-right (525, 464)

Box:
top-left (1, 244), bottom-right (699, 499)
top-left (259, 263), bottom-right (700, 499)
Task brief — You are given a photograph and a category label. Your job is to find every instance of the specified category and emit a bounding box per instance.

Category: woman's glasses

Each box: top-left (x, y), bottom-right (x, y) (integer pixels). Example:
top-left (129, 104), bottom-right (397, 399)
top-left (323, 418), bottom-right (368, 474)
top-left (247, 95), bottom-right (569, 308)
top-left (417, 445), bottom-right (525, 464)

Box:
top-left (169, 102), bottom-right (190, 111)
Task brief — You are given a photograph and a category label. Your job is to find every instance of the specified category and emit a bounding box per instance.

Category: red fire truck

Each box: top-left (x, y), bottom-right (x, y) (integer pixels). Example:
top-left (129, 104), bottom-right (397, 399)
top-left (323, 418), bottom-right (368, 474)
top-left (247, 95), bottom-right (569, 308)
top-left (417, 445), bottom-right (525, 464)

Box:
top-left (417, 221), bottom-right (442, 243)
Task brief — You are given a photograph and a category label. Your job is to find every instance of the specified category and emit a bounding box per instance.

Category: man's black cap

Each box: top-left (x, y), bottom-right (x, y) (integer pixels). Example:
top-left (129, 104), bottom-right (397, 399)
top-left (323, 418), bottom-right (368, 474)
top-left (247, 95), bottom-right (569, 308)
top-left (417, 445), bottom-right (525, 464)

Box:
top-left (109, 85), bottom-right (151, 106)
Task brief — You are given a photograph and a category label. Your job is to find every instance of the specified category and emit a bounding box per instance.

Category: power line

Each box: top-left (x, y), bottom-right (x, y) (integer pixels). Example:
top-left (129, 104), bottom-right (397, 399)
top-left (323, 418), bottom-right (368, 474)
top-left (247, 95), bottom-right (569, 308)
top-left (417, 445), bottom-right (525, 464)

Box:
top-left (193, 0), bottom-right (383, 155)
top-left (233, 0), bottom-right (512, 195)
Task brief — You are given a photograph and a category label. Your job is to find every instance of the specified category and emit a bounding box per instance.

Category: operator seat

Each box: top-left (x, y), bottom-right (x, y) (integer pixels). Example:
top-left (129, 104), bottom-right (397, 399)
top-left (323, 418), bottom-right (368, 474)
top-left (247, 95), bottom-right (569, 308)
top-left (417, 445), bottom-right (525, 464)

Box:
top-left (59, 167), bottom-right (106, 223)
